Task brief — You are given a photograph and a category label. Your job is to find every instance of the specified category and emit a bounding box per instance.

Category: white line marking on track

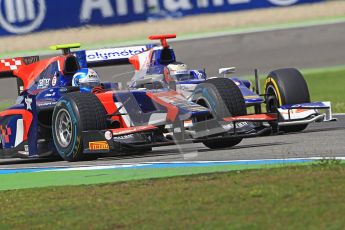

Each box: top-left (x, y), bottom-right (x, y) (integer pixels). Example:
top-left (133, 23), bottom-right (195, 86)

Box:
top-left (2, 156), bottom-right (345, 171)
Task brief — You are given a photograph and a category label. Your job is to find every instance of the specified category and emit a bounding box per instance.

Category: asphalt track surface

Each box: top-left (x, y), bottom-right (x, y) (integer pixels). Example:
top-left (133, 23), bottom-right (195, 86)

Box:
top-left (0, 115), bottom-right (344, 169)
top-left (0, 22), bottom-right (344, 168)
top-left (96, 21), bottom-right (345, 87)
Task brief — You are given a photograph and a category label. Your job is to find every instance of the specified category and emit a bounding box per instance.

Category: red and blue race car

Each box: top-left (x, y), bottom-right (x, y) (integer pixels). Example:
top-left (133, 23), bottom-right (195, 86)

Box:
top-left (0, 35), bottom-right (334, 161)
top-left (85, 34), bottom-right (335, 133)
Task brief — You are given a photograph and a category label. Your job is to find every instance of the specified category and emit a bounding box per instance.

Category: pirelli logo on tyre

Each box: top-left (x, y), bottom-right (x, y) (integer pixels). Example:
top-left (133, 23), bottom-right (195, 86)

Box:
top-left (89, 141), bottom-right (109, 150)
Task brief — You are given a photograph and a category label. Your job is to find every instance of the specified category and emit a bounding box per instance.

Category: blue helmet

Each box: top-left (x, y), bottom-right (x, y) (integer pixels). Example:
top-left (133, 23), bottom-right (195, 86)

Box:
top-left (72, 68), bottom-right (101, 92)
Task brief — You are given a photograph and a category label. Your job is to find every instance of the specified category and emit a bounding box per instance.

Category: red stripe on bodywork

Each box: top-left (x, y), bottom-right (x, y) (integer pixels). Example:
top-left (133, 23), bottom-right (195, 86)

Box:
top-left (0, 58), bottom-right (23, 72)
top-left (129, 50), bottom-right (153, 71)
top-left (6, 127), bottom-right (11, 135)
top-left (224, 114), bottom-right (277, 122)
top-left (96, 91), bottom-right (117, 114)
top-left (111, 125), bottom-right (157, 136)
top-left (0, 109), bottom-right (33, 140)
top-left (280, 109), bottom-right (308, 114)
top-left (149, 34), bottom-right (176, 48)
top-left (146, 91), bottom-right (179, 122)
top-left (13, 56), bottom-right (65, 91)
top-left (129, 56), bottom-right (140, 71)
top-left (96, 91), bottom-right (129, 128)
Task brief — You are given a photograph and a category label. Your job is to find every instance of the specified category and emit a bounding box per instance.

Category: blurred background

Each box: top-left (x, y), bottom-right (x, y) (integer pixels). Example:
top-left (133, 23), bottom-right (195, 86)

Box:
top-left (0, 0), bottom-right (344, 109)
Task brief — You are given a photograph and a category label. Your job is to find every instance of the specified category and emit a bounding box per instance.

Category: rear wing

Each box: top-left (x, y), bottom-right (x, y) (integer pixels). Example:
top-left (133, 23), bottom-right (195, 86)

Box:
top-left (0, 56), bottom-right (40, 95)
top-left (75, 45), bottom-right (151, 68)
top-left (74, 34), bottom-right (178, 68)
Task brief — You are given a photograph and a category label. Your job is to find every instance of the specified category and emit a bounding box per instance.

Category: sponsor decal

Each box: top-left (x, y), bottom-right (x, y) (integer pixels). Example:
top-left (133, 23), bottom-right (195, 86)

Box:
top-left (0, 0), bottom-right (321, 35)
top-left (25, 97), bottom-right (32, 110)
top-left (223, 122), bottom-right (249, 130)
top-left (171, 70), bottom-right (189, 75)
top-left (178, 83), bottom-right (197, 93)
top-left (113, 134), bottom-right (134, 140)
top-left (79, 0), bottom-right (303, 23)
top-left (37, 101), bottom-right (57, 107)
top-left (89, 141), bottom-right (109, 150)
top-left (51, 76), bottom-right (57, 86)
top-left (86, 46), bottom-right (147, 62)
top-left (194, 71), bottom-right (205, 79)
top-left (44, 92), bottom-right (56, 97)
top-left (23, 56), bottom-right (39, 65)
top-left (37, 78), bottom-right (51, 89)
top-left (290, 103), bottom-right (327, 109)
top-left (88, 69), bottom-right (98, 78)
top-left (267, 0), bottom-right (299, 6)
top-left (0, 0), bottom-right (46, 34)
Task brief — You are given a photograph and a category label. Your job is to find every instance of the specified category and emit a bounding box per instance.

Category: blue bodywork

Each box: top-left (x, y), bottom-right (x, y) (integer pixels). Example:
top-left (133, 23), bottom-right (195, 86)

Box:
top-left (75, 46), bottom-right (264, 107)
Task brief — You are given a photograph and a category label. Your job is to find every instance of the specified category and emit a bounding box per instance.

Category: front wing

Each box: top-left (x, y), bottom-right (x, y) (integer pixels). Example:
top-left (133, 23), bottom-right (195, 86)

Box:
top-left (81, 114), bottom-right (278, 154)
top-left (277, 101), bottom-right (336, 126)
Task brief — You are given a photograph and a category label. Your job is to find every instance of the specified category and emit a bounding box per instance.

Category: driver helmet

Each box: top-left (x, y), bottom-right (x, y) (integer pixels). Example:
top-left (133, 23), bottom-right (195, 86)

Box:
top-left (167, 62), bottom-right (191, 81)
top-left (72, 68), bottom-right (101, 92)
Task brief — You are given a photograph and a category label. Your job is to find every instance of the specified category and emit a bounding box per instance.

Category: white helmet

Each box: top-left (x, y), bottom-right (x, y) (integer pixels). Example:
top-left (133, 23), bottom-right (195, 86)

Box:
top-left (167, 62), bottom-right (190, 81)
top-left (72, 68), bottom-right (101, 92)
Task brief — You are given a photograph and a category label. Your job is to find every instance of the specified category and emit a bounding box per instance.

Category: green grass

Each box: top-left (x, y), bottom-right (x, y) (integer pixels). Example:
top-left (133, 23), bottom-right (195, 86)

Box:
top-left (0, 100), bottom-right (13, 111)
top-left (303, 68), bottom-right (345, 113)
top-left (0, 162), bottom-right (313, 191)
top-left (253, 66), bottom-right (345, 113)
top-left (1, 163), bottom-right (345, 229)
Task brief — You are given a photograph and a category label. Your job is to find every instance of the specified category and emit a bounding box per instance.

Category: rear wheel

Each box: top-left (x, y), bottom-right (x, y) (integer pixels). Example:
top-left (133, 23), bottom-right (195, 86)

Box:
top-left (265, 68), bottom-right (310, 132)
top-left (192, 78), bottom-right (246, 149)
top-left (52, 92), bottom-right (107, 161)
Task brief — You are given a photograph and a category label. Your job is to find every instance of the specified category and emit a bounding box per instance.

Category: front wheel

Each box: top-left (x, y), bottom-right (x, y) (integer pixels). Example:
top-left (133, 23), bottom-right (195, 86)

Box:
top-left (265, 68), bottom-right (310, 133)
top-left (191, 78), bottom-right (247, 149)
top-left (52, 92), bottom-right (107, 161)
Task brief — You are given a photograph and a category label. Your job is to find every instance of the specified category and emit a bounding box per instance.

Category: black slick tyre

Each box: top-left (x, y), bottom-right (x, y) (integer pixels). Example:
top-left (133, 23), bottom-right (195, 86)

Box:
top-left (265, 68), bottom-right (310, 132)
top-left (52, 92), bottom-right (107, 161)
top-left (191, 78), bottom-right (246, 149)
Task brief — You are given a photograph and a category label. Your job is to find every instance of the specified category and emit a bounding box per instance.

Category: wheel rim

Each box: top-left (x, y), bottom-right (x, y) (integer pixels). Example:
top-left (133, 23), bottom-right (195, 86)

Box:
top-left (196, 98), bottom-right (214, 121)
top-left (55, 109), bottom-right (73, 148)
top-left (266, 85), bottom-right (279, 113)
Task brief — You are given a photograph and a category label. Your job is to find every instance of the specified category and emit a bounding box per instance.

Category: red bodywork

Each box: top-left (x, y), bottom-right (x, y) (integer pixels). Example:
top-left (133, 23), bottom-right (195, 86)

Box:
top-left (13, 56), bottom-right (65, 91)
top-left (95, 91), bottom-right (130, 128)
top-left (0, 55), bottom-right (70, 145)
top-left (224, 114), bottom-right (277, 122)
top-left (0, 109), bottom-right (33, 141)
top-left (149, 34), bottom-right (176, 48)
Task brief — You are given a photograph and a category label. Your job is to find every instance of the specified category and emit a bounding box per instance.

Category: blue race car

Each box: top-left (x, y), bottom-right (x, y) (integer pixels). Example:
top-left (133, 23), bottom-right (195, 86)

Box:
top-left (85, 34), bottom-right (335, 134)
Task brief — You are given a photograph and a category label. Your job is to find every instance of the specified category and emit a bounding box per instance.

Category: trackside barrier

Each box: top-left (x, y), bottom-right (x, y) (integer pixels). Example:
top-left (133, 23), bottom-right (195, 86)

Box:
top-left (0, 0), bottom-right (324, 36)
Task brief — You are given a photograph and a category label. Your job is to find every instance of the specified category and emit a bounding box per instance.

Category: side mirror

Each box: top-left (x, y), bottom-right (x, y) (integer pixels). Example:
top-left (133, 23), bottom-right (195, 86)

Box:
top-left (219, 67), bottom-right (236, 76)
